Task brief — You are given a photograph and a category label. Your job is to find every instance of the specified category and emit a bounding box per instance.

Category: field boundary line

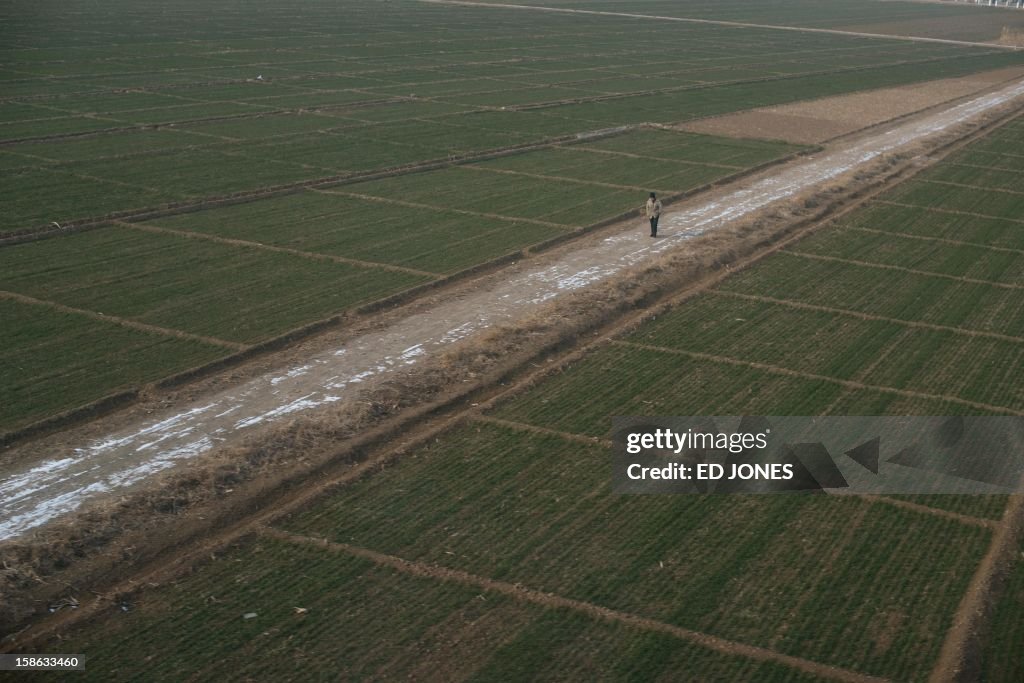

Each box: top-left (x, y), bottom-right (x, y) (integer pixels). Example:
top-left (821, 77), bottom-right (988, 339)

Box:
top-left (419, 0), bottom-right (1021, 50)
top-left (40, 92), bottom-right (215, 117)
top-left (873, 199), bottom-right (1024, 225)
top-left (946, 160), bottom-right (1024, 175)
top-left (462, 164), bottom-right (655, 192)
top-left (0, 58), bottom-right (567, 105)
top-left (0, 36), bottom-right (991, 104)
top-left (0, 54), bottom-right (479, 99)
top-left (473, 417), bottom-right (1008, 530)
top-left (260, 526), bottom-right (891, 683)
top-left (0, 60), bottom-right (375, 101)
top-left (561, 145), bottom-right (745, 170)
top-left (846, 326), bottom-right (917, 395)
top-left (464, 54), bottom-right (830, 94)
top-left (3, 42), bottom-right (1004, 145)
top-left (611, 340), bottom-right (1024, 416)
top-left (929, 483), bottom-right (1024, 682)
top-left (0, 290), bottom-right (246, 351)
top-left (50, 166), bottom-right (172, 198)
top-left (0, 124), bottom-right (644, 244)
top-left (847, 225), bottom-right (1024, 256)
top-left (0, 96), bottom-right (414, 146)
top-left (861, 495), bottom-right (999, 531)
top-left (6, 123), bottom-right (274, 166)
top-left (491, 54), bottom-right (1003, 114)
top-left (781, 250), bottom-right (1024, 290)
top-left (917, 177), bottom-right (1024, 196)
top-left (0, 115), bottom-right (265, 147)
top-left (113, 221), bottom-right (443, 279)
top-left (313, 188), bottom-right (575, 228)
top-left (959, 148), bottom-right (1024, 162)
top-left (708, 291), bottom-right (1024, 344)
top-left (474, 414), bottom-right (611, 446)
top-left (0, 390), bottom-right (141, 452)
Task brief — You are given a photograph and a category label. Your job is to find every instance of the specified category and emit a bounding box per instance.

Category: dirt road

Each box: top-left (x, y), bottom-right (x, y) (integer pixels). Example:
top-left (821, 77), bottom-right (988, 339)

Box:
top-left (2, 78), bottom-right (1024, 542)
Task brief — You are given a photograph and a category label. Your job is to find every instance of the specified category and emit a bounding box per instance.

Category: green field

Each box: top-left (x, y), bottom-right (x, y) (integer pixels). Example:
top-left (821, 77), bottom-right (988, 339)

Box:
top-left (0, 127), bottom-right (804, 434)
top-left (6, 0), bottom-right (1024, 680)
top-left (0, 299), bottom-right (226, 431)
top-left (2, 0), bottom-right (1022, 237)
top-left (0, 226), bottom-right (431, 345)
top-left (43, 536), bottom-right (831, 683)
top-left (4, 0), bottom-right (1023, 436)
top-left (277, 422), bottom-right (989, 680)
top-left (469, 0), bottom-right (1024, 42)
top-left (25, 55), bottom-right (1024, 680)
top-left (142, 192), bottom-right (567, 275)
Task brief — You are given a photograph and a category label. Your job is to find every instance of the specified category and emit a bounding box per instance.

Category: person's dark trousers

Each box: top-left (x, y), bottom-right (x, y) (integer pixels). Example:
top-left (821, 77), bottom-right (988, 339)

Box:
top-left (649, 216), bottom-right (659, 237)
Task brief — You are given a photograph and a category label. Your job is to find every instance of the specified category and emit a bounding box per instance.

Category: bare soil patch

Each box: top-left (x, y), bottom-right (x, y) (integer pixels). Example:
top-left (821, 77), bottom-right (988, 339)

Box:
top-left (997, 26), bottom-right (1024, 48)
top-left (679, 67), bottom-right (1024, 144)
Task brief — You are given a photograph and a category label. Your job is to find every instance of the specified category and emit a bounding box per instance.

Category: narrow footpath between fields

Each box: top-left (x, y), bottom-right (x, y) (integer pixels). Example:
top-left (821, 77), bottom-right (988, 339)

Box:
top-left (2, 78), bottom-right (1024, 542)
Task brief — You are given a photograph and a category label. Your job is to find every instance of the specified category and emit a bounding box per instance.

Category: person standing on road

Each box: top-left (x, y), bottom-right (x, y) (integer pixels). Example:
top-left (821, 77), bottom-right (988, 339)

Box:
top-left (644, 192), bottom-right (662, 237)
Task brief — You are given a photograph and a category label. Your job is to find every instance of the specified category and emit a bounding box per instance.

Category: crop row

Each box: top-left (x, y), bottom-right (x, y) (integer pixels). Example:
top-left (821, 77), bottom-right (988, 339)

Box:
top-left (3, 128), bottom-right (212, 163)
top-left (494, 342), bottom-right (977, 439)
